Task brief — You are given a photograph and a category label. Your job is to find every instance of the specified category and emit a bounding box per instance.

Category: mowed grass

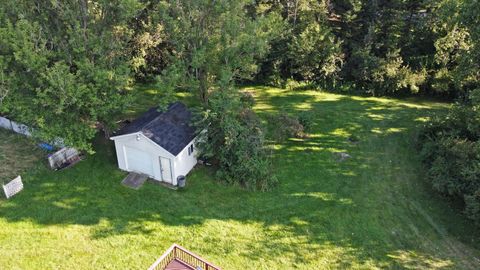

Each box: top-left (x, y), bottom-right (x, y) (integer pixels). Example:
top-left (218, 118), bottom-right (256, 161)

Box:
top-left (1, 85), bottom-right (480, 269)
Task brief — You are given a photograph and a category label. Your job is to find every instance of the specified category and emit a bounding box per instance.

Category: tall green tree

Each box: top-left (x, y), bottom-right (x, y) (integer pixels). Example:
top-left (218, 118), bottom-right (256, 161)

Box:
top-left (195, 87), bottom-right (278, 190)
top-left (254, 0), bottom-right (343, 86)
top-left (0, 0), bottom-right (141, 151)
top-left (329, 0), bottom-right (431, 95)
top-left (433, 0), bottom-right (480, 97)
top-left (148, 0), bottom-right (280, 104)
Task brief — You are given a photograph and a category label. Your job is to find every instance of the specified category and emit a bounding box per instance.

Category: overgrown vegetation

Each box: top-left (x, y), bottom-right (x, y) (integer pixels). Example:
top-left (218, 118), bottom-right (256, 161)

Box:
top-left (252, 0), bottom-right (479, 98)
top-left (417, 89), bottom-right (480, 225)
top-left (271, 112), bottom-right (307, 141)
top-left (144, 0), bottom-right (279, 189)
top-left (194, 88), bottom-right (277, 191)
top-left (0, 1), bottom-right (138, 151)
top-left (412, 0), bottom-right (480, 226)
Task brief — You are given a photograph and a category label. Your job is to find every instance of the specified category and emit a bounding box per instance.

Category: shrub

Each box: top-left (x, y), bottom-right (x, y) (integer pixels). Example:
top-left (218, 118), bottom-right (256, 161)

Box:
top-left (240, 91), bottom-right (255, 108)
top-left (298, 111), bottom-right (315, 132)
top-left (272, 113), bottom-right (306, 140)
top-left (417, 89), bottom-right (480, 225)
top-left (465, 191), bottom-right (480, 226)
top-left (285, 79), bottom-right (301, 91)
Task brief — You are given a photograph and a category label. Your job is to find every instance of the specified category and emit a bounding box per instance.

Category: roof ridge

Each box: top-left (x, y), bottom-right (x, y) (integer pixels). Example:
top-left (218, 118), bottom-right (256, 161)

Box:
top-left (142, 102), bottom-right (185, 131)
top-left (114, 101), bottom-right (195, 156)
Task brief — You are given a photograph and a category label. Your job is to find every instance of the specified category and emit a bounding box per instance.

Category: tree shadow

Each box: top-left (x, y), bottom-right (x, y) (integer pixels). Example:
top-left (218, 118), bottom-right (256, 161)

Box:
top-left (0, 87), bottom-right (478, 269)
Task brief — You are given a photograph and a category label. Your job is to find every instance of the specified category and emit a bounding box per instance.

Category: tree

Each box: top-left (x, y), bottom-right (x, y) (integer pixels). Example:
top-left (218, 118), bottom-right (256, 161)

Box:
top-left (194, 86), bottom-right (278, 191)
top-left (415, 0), bottom-right (480, 226)
top-left (328, 0), bottom-right (431, 95)
top-left (254, 0), bottom-right (343, 86)
top-left (288, 2), bottom-right (343, 85)
top-left (433, 0), bottom-right (480, 98)
top-left (151, 0), bottom-right (280, 104)
top-left (0, 1), bottom-right (141, 151)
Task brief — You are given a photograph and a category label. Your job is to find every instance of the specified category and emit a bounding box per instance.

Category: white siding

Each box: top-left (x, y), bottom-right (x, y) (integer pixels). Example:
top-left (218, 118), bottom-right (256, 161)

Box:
top-left (112, 133), bottom-right (173, 181)
top-left (111, 133), bottom-right (198, 185)
top-left (172, 141), bottom-right (198, 185)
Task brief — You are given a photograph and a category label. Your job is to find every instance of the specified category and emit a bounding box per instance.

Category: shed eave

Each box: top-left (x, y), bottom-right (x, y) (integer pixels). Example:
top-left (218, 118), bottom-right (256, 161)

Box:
top-left (110, 132), bottom-right (193, 158)
top-left (110, 131), bottom-right (142, 140)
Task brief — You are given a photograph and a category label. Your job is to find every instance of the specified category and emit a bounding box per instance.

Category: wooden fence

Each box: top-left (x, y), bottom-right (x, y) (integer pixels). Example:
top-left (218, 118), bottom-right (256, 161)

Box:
top-left (148, 244), bottom-right (221, 270)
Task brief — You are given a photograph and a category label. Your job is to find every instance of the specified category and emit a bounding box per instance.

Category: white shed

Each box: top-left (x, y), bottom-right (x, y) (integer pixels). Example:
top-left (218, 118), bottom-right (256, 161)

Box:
top-left (110, 102), bottom-right (198, 186)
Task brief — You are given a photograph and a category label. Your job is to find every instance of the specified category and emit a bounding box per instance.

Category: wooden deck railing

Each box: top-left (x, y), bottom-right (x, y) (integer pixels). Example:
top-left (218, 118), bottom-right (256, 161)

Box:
top-left (148, 244), bottom-right (221, 270)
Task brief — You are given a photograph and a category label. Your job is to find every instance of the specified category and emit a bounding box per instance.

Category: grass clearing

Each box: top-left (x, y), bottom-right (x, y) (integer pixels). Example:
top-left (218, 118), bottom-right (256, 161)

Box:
top-left (1, 85), bottom-right (479, 269)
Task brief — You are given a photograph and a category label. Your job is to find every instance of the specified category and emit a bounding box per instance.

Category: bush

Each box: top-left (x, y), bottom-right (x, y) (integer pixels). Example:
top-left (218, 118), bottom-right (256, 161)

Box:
top-left (272, 113), bottom-right (306, 140)
top-left (465, 191), bottom-right (480, 225)
top-left (285, 79), bottom-right (301, 91)
top-left (240, 91), bottom-right (255, 108)
top-left (417, 89), bottom-right (480, 226)
top-left (298, 111), bottom-right (315, 132)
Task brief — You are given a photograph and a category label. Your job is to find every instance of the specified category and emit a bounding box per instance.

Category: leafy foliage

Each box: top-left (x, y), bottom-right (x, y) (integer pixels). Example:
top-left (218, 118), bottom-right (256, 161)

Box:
top-left (254, 0), bottom-right (343, 86)
top-left (142, 0), bottom-right (280, 104)
top-left (298, 111), bottom-right (315, 132)
top-left (144, 0), bottom-right (281, 188)
top-left (0, 1), bottom-right (140, 151)
top-left (194, 88), bottom-right (277, 191)
top-left (417, 89), bottom-right (480, 225)
top-left (271, 112), bottom-right (307, 141)
top-left (415, 0), bottom-right (480, 227)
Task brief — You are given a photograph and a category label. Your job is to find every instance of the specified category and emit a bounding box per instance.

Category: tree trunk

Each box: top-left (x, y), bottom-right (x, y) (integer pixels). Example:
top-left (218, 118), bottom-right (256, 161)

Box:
top-left (198, 69), bottom-right (209, 105)
top-left (79, 0), bottom-right (88, 49)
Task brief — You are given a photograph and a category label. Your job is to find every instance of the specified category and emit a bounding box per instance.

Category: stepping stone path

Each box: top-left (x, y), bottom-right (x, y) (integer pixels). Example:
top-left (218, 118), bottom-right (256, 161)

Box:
top-left (122, 172), bottom-right (148, 190)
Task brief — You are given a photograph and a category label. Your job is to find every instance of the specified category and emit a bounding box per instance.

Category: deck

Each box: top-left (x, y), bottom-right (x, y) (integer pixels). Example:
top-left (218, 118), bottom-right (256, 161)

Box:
top-left (148, 244), bottom-right (221, 270)
top-left (165, 259), bottom-right (195, 270)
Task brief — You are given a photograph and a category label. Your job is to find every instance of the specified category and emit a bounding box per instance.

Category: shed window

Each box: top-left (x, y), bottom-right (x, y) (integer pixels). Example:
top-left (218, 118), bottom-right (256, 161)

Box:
top-left (188, 144), bottom-right (194, 155)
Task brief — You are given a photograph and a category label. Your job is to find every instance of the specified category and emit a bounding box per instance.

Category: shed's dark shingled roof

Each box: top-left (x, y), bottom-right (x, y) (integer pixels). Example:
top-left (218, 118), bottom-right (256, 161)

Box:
top-left (116, 102), bottom-right (196, 156)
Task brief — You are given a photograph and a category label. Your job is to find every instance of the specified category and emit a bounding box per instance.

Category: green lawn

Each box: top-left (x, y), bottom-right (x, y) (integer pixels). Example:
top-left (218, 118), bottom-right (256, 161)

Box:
top-left (1, 86), bottom-right (479, 269)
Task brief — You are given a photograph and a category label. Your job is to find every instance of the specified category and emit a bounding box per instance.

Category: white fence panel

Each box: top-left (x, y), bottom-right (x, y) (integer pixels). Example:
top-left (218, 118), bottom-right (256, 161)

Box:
top-left (0, 115), bottom-right (68, 151)
top-left (2, 176), bottom-right (24, 199)
top-left (0, 116), bottom-right (37, 138)
top-left (0, 116), bottom-right (11, 129)
top-left (11, 121), bottom-right (32, 137)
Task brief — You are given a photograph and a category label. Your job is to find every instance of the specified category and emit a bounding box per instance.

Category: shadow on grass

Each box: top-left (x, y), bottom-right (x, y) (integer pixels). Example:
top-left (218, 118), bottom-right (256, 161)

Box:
top-left (0, 87), bottom-right (477, 269)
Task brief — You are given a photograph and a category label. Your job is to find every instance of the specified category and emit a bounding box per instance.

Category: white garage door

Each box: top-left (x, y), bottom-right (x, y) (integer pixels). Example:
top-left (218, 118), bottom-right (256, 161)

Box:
top-left (124, 146), bottom-right (154, 176)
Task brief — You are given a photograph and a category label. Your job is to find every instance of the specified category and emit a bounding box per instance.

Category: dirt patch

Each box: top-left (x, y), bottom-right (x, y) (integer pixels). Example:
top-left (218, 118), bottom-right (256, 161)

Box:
top-left (0, 129), bottom-right (43, 182)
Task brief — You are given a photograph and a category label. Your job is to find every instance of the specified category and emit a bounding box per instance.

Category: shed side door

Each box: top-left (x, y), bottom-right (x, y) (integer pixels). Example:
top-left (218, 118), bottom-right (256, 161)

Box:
top-left (159, 157), bottom-right (172, 183)
top-left (124, 146), bottom-right (154, 177)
